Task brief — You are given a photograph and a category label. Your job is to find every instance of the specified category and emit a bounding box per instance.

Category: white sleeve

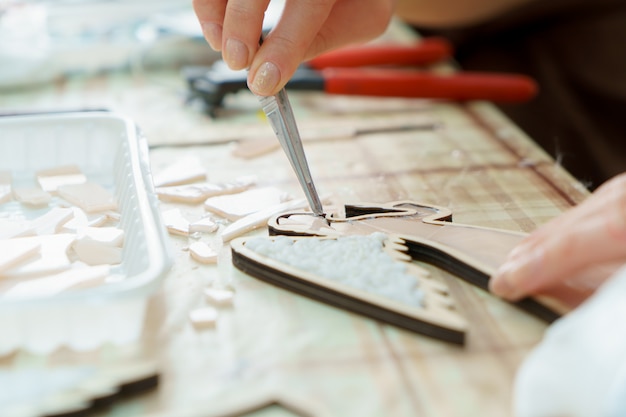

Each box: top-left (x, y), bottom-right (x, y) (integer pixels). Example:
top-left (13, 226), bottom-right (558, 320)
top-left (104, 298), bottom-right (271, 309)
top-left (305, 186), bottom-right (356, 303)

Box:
top-left (514, 264), bottom-right (626, 417)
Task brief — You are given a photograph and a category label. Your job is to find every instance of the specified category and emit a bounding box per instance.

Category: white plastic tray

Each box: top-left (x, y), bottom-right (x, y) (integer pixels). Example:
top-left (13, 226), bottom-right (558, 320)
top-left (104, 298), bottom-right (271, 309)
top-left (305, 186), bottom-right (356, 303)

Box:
top-left (0, 112), bottom-right (171, 355)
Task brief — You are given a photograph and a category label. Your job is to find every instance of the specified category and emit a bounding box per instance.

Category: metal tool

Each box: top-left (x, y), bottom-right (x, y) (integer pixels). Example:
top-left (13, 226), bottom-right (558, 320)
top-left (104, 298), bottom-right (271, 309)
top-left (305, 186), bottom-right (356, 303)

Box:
top-left (257, 89), bottom-right (325, 217)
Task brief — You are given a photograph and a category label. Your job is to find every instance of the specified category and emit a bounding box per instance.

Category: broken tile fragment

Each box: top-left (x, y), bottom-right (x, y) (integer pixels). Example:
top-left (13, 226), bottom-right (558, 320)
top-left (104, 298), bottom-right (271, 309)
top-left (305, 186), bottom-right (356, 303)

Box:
top-left (220, 198), bottom-right (308, 242)
top-left (204, 287), bottom-right (234, 307)
top-left (189, 306), bottom-right (218, 330)
top-left (0, 238), bottom-right (40, 274)
top-left (72, 237), bottom-right (123, 266)
top-left (79, 227), bottom-right (124, 247)
top-left (13, 187), bottom-right (52, 207)
top-left (162, 208), bottom-right (190, 236)
top-left (204, 187), bottom-right (290, 220)
top-left (36, 165), bottom-right (87, 193)
top-left (30, 207), bottom-right (74, 235)
top-left (1, 234), bottom-right (76, 278)
top-left (58, 182), bottom-right (117, 213)
top-left (59, 207), bottom-right (108, 233)
top-left (189, 217), bottom-right (218, 234)
top-left (0, 218), bottom-right (35, 239)
top-left (152, 156), bottom-right (207, 187)
top-left (189, 241), bottom-right (218, 264)
top-left (156, 177), bottom-right (255, 204)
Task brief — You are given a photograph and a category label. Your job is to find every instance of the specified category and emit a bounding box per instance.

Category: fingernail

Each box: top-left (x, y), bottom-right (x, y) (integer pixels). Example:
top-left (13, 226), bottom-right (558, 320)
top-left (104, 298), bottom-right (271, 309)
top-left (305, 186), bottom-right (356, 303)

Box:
top-left (250, 62), bottom-right (281, 95)
top-left (490, 248), bottom-right (543, 300)
top-left (224, 38), bottom-right (249, 70)
top-left (490, 262), bottom-right (524, 300)
top-left (201, 23), bottom-right (222, 51)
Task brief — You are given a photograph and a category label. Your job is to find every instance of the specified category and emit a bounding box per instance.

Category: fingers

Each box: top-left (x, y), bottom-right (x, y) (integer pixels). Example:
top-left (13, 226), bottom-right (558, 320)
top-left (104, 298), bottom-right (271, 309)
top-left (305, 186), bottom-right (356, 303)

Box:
top-left (248, 0), bottom-right (394, 95)
top-left (193, 0), bottom-right (394, 95)
top-left (490, 173), bottom-right (626, 301)
top-left (247, 0), bottom-right (337, 95)
top-left (192, 0), bottom-right (227, 51)
top-left (221, 0), bottom-right (271, 70)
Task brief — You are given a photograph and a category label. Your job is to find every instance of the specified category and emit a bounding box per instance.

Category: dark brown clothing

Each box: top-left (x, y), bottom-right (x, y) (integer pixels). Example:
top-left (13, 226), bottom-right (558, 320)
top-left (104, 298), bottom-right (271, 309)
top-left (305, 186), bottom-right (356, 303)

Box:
top-left (415, 0), bottom-right (626, 189)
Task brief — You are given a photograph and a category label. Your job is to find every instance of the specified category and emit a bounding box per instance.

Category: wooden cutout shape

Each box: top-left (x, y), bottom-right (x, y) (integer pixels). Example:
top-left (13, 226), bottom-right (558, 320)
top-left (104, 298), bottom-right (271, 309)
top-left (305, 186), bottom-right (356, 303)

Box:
top-left (232, 233), bottom-right (468, 345)
top-left (231, 201), bottom-right (569, 345)
top-left (268, 201), bottom-right (569, 322)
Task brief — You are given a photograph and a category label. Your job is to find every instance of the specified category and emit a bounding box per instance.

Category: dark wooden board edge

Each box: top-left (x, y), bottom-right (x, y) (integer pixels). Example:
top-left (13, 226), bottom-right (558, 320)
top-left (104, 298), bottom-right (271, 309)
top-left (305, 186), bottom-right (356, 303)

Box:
top-left (404, 241), bottom-right (561, 323)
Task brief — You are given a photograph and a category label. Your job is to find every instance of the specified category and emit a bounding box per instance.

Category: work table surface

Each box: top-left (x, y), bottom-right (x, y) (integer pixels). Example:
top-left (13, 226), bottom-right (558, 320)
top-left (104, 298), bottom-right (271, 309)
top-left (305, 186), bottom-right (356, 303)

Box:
top-left (0, 64), bottom-right (589, 417)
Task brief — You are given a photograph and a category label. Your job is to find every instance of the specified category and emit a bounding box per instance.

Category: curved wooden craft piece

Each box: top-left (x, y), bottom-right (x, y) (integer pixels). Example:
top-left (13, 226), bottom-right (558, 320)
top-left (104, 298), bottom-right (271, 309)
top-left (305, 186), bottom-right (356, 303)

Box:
top-left (231, 235), bottom-right (468, 345)
top-left (265, 201), bottom-right (569, 322)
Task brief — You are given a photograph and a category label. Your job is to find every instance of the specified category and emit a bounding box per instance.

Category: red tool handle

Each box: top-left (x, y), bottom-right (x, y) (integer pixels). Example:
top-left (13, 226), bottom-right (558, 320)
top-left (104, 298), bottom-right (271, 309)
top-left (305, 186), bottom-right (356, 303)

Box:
top-left (322, 68), bottom-right (538, 103)
top-left (307, 37), bottom-right (453, 69)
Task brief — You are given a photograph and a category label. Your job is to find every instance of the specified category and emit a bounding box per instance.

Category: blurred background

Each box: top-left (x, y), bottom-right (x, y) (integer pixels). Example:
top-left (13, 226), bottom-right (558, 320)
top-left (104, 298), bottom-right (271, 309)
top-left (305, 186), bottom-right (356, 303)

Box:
top-left (0, 0), bottom-right (284, 89)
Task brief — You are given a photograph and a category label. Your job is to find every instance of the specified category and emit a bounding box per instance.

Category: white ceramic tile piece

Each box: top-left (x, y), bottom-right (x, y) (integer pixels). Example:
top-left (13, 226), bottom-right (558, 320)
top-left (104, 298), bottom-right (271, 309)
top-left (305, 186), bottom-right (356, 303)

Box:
top-left (104, 210), bottom-right (121, 222)
top-left (203, 287), bottom-right (235, 307)
top-left (36, 165), bottom-right (87, 193)
top-left (79, 227), bottom-right (124, 247)
top-left (59, 207), bottom-right (108, 233)
top-left (57, 182), bottom-right (117, 213)
top-left (161, 208), bottom-right (190, 236)
top-left (0, 218), bottom-right (35, 239)
top-left (30, 207), bottom-right (74, 235)
top-left (204, 187), bottom-right (290, 220)
top-left (156, 177), bottom-right (256, 204)
top-left (189, 241), bottom-right (218, 264)
top-left (72, 237), bottom-right (123, 266)
top-left (13, 187), bottom-right (52, 207)
top-left (0, 238), bottom-right (40, 274)
top-left (189, 306), bottom-right (218, 329)
top-left (1, 234), bottom-right (76, 278)
top-left (152, 156), bottom-right (207, 187)
top-left (189, 217), bottom-right (218, 234)
top-left (220, 198), bottom-right (308, 242)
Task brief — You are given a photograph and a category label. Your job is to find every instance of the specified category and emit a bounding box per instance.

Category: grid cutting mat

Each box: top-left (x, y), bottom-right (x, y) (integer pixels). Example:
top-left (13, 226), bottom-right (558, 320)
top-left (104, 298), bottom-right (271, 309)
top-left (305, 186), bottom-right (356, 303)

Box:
top-left (136, 94), bottom-right (589, 417)
top-left (1, 71), bottom-right (589, 415)
top-left (0, 14), bottom-right (593, 414)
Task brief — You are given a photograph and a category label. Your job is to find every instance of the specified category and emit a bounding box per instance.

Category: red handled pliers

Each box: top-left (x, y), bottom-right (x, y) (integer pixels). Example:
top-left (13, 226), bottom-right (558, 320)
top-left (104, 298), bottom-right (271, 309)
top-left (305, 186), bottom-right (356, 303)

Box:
top-left (300, 37), bottom-right (537, 103)
top-left (184, 37), bottom-right (537, 114)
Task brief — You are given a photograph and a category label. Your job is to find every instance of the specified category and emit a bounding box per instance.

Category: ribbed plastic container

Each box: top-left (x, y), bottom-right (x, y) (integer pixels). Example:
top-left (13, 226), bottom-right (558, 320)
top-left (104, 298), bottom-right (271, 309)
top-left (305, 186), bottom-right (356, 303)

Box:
top-left (0, 112), bottom-right (171, 355)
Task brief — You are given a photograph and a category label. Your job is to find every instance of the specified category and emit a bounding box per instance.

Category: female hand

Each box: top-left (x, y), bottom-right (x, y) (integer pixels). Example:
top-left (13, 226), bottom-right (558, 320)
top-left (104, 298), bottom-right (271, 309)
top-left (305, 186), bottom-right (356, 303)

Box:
top-left (193, 0), bottom-right (395, 96)
top-left (490, 173), bottom-right (626, 308)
